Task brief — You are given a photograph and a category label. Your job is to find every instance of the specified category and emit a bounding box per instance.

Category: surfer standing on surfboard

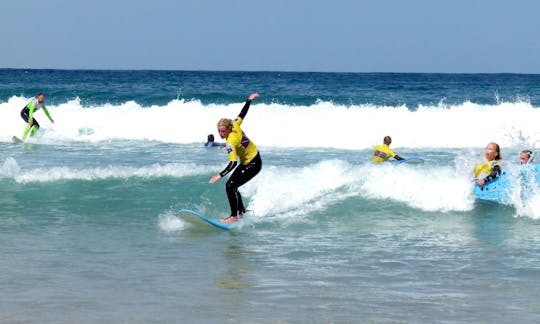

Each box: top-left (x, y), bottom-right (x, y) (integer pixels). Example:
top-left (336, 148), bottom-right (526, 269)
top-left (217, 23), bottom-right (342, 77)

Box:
top-left (20, 92), bottom-right (54, 142)
top-left (209, 93), bottom-right (262, 223)
top-left (372, 136), bottom-right (405, 163)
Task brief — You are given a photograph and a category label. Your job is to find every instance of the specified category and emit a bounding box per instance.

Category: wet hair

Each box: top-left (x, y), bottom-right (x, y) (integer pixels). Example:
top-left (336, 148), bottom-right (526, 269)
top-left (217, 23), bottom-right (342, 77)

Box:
top-left (489, 142), bottom-right (502, 160)
top-left (217, 118), bottom-right (233, 129)
top-left (383, 136), bottom-right (392, 145)
top-left (207, 134), bottom-right (215, 142)
top-left (521, 149), bottom-right (533, 161)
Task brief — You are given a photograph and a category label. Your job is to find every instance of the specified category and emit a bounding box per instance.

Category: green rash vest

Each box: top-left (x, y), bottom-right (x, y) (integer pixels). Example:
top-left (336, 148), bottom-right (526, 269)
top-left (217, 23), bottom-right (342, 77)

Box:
top-left (22, 98), bottom-right (52, 138)
top-left (26, 99), bottom-right (52, 121)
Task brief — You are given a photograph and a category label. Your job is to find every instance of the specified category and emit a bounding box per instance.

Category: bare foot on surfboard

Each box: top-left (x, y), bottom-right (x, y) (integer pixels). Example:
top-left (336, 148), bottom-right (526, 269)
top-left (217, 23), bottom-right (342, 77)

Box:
top-left (220, 216), bottom-right (239, 223)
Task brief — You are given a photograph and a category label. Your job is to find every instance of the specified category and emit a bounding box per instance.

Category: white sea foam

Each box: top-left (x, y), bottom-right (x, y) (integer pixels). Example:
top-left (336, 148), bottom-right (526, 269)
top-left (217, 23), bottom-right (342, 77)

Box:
top-left (245, 159), bottom-right (360, 223)
top-left (1, 159), bottom-right (208, 183)
top-left (505, 166), bottom-right (540, 219)
top-left (358, 163), bottom-right (475, 212)
top-left (2, 96), bottom-right (539, 149)
top-left (516, 193), bottom-right (540, 219)
top-left (243, 160), bottom-right (476, 222)
top-left (158, 211), bottom-right (188, 232)
top-left (0, 157), bottom-right (21, 178)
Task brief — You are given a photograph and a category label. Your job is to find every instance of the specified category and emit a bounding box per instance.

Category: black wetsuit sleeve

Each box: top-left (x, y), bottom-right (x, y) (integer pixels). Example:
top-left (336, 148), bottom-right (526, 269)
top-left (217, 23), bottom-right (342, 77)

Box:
top-left (483, 164), bottom-right (501, 183)
top-left (238, 99), bottom-right (252, 119)
top-left (394, 154), bottom-right (405, 161)
top-left (219, 161), bottom-right (238, 177)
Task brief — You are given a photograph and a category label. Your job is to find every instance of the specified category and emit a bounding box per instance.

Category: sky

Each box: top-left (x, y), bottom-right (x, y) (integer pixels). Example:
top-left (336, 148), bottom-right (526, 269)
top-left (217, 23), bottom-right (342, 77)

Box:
top-left (1, 0), bottom-right (540, 73)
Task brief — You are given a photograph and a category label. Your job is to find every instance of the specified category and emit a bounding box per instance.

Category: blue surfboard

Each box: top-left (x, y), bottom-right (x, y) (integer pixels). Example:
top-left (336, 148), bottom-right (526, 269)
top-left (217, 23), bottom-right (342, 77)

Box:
top-left (395, 156), bottom-right (424, 164)
top-left (177, 209), bottom-right (234, 230)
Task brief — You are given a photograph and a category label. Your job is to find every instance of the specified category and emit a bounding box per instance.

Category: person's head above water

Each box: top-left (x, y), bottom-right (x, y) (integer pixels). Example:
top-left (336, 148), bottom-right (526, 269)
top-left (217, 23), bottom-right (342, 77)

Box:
top-left (484, 142), bottom-right (501, 161)
top-left (207, 134), bottom-right (215, 142)
top-left (520, 149), bottom-right (533, 164)
top-left (383, 136), bottom-right (392, 145)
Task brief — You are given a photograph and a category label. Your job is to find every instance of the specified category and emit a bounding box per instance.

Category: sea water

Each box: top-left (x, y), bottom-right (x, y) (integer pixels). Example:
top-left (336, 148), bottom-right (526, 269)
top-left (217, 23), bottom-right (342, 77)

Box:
top-left (1, 69), bottom-right (540, 323)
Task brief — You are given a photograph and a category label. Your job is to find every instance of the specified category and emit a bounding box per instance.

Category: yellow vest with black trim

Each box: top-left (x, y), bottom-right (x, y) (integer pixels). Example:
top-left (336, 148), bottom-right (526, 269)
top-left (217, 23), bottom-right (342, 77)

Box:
top-left (474, 160), bottom-right (502, 178)
top-left (373, 144), bottom-right (396, 163)
top-left (225, 117), bottom-right (258, 165)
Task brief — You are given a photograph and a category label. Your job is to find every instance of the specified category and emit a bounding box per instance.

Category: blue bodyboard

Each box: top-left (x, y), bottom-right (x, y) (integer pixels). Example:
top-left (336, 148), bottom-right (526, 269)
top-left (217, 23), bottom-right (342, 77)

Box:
top-left (177, 209), bottom-right (233, 231)
top-left (474, 172), bottom-right (512, 204)
top-left (474, 164), bottom-right (540, 205)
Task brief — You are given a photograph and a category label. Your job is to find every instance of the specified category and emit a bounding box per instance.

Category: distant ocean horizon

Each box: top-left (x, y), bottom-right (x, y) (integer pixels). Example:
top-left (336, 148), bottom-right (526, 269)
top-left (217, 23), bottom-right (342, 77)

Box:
top-left (1, 69), bottom-right (540, 322)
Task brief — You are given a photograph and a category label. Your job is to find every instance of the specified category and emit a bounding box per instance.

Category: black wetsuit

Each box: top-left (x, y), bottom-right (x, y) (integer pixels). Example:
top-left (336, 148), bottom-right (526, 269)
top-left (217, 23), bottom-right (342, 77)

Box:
top-left (219, 99), bottom-right (262, 216)
top-left (224, 153), bottom-right (262, 216)
top-left (20, 106), bottom-right (41, 129)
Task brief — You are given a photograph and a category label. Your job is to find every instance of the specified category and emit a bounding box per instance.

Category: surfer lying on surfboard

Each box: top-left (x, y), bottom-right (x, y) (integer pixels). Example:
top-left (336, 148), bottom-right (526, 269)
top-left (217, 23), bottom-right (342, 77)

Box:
top-left (209, 93), bottom-right (262, 223)
top-left (19, 92), bottom-right (54, 142)
top-left (372, 136), bottom-right (405, 163)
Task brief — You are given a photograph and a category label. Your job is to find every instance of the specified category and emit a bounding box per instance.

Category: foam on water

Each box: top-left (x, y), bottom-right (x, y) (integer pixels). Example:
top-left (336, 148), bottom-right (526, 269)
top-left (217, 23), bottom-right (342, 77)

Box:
top-left (245, 159), bottom-right (540, 219)
top-left (157, 211), bottom-right (188, 232)
top-left (503, 165), bottom-right (540, 219)
top-left (3, 153), bottom-right (539, 219)
top-left (0, 157), bottom-right (208, 183)
top-left (2, 96), bottom-right (539, 149)
top-left (245, 159), bottom-right (359, 223)
top-left (240, 160), bottom-right (478, 225)
top-left (358, 163), bottom-right (475, 212)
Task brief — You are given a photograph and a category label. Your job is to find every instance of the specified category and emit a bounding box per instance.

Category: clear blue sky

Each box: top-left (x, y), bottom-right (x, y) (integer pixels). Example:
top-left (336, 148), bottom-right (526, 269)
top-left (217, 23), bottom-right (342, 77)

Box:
top-left (1, 0), bottom-right (539, 73)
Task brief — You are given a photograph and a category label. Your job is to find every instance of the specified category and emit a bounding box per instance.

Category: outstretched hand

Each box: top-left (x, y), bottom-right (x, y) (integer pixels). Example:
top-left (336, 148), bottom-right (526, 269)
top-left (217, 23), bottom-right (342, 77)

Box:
top-left (248, 93), bottom-right (259, 100)
top-left (209, 174), bottom-right (222, 184)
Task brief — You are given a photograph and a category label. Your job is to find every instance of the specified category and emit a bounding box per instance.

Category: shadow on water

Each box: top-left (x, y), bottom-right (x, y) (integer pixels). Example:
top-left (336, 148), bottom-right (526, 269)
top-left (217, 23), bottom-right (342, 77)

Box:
top-left (162, 213), bottom-right (255, 292)
top-left (216, 241), bottom-right (254, 291)
top-left (470, 200), bottom-right (534, 248)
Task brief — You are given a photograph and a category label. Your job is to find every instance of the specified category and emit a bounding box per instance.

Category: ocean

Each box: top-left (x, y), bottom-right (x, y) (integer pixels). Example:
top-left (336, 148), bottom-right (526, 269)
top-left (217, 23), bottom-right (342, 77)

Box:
top-left (1, 69), bottom-right (540, 323)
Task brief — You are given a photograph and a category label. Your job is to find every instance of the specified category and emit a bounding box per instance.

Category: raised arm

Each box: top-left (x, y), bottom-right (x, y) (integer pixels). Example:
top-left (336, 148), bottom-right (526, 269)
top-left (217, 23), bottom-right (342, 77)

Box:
top-left (238, 93), bottom-right (259, 119)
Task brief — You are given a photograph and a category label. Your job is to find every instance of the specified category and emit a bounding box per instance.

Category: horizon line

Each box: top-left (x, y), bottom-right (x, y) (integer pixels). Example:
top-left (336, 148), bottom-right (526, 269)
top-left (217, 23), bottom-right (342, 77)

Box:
top-left (1, 67), bottom-right (538, 76)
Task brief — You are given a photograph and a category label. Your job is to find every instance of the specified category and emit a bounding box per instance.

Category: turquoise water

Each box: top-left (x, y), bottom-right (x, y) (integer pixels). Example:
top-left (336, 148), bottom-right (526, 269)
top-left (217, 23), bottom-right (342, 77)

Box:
top-left (1, 70), bottom-right (540, 322)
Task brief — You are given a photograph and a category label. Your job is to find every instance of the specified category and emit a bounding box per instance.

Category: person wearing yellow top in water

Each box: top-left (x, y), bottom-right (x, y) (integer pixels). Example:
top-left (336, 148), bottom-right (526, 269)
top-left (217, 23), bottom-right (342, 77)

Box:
top-left (20, 92), bottom-right (54, 142)
top-left (475, 142), bottom-right (502, 187)
top-left (373, 136), bottom-right (405, 163)
top-left (209, 93), bottom-right (262, 223)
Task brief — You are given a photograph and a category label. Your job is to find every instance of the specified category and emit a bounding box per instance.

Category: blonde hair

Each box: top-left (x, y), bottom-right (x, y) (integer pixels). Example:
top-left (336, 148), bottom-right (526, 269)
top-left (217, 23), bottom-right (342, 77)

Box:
top-left (217, 118), bottom-right (233, 129)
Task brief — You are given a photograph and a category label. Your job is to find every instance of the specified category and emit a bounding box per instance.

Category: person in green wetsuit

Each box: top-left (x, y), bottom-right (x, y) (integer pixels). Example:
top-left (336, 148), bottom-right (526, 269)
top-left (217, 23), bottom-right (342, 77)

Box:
top-left (20, 93), bottom-right (54, 141)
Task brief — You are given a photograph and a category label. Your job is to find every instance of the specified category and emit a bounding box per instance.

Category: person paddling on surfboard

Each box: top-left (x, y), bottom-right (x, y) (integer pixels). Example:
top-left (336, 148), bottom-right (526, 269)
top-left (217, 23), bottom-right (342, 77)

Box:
top-left (209, 93), bottom-right (262, 223)
top-left (474, 142), bottom-right (502, 187)
top-left (20, 92), bottom-right (54, 142)
top-left (372, 136), bottom-right (404, 163)
top-left (205, 134), bottom-right (226, 148)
